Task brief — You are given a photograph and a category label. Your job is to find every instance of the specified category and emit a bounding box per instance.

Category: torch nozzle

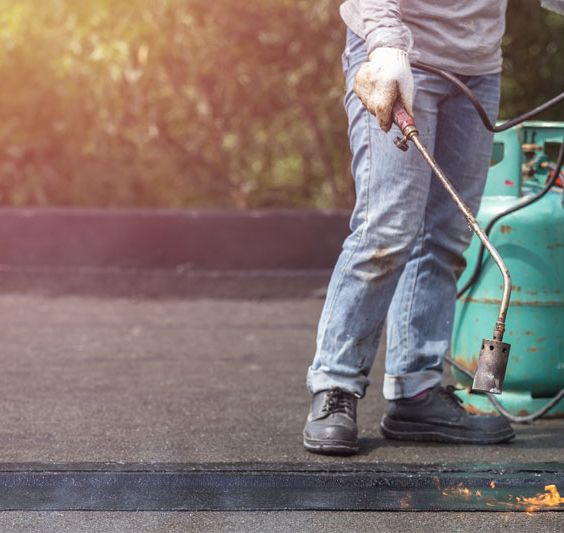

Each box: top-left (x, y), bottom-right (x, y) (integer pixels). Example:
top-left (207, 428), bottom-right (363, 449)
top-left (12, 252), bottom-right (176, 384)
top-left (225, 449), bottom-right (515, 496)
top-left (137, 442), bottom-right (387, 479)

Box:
top-left (471, 339), bottom-right (511, 394)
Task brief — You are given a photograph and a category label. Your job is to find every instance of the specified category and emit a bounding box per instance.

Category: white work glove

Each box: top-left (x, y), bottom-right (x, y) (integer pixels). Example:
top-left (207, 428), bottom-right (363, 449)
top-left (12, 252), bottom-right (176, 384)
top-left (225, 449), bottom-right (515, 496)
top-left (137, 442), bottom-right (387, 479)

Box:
top-left (353, 47), bottom-right (414, 132)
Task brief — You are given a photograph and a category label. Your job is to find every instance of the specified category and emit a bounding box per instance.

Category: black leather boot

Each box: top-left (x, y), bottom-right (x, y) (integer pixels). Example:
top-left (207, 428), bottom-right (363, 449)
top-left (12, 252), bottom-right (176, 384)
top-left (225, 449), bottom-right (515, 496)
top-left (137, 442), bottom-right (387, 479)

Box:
top-left (380, 385), bottom-right (515, 444)
top-left (303, 388), bottom-right (359, 455)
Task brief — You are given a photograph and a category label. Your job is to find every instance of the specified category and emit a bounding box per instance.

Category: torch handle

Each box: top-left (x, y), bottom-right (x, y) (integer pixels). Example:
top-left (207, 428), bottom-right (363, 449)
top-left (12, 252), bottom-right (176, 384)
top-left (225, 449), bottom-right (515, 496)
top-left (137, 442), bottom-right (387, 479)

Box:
top-left (392, 100), bottom-right (416, 133)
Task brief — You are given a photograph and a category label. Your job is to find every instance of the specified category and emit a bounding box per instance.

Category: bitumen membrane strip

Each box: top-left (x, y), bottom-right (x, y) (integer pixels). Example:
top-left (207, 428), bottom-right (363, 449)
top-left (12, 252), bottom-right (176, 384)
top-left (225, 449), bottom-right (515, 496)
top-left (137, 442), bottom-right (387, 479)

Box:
top-left (0, 462), bottom-right (562, 512)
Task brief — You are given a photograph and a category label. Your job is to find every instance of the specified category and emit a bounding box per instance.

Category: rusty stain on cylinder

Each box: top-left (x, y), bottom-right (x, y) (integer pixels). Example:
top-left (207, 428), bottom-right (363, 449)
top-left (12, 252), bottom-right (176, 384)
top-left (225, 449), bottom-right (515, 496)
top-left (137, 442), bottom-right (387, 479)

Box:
top-left (527, 347), bottom-right (538, 352)
top-left (454, 356), bottom-right (478, 373)
top-left (500, 225), bottom-right (512, 234)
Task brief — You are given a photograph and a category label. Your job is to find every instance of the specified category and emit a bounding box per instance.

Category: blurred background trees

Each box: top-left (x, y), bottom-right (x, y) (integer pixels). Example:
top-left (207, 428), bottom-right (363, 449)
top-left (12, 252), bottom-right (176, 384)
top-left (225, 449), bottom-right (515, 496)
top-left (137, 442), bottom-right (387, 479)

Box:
top-left (0, 0), bottom-right (562, 209)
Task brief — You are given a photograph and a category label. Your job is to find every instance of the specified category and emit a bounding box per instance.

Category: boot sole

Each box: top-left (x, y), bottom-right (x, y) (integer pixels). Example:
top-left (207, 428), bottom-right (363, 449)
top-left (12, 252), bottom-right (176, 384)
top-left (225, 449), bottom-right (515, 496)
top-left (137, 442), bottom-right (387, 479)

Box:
top-left (380, 415), bottom-right (515, 444)
top-left (303, 436), bottom-right (359, 456)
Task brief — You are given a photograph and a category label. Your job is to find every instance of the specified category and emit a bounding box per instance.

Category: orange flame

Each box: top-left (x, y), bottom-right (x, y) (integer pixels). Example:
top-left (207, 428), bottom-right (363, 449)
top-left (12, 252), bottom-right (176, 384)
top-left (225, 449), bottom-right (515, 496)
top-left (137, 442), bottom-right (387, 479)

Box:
top-left (440, 482), bottom-right (564, 512)
top-left (517, 485), bottom-right (564, 512)
top-left (441, 483), bottom-right (482, 498)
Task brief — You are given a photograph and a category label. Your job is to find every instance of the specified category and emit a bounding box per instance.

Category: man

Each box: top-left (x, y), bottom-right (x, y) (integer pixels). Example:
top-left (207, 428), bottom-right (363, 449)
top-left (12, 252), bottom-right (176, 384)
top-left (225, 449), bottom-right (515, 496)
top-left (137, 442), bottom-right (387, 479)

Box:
top-left (302, 0), bottom-right (516, 455)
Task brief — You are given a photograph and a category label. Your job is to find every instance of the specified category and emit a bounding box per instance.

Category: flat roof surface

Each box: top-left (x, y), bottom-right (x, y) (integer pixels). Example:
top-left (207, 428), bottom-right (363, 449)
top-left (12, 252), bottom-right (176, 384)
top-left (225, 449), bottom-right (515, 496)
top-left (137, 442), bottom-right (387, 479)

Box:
top-left (0, 271), bottom-right (560, 465)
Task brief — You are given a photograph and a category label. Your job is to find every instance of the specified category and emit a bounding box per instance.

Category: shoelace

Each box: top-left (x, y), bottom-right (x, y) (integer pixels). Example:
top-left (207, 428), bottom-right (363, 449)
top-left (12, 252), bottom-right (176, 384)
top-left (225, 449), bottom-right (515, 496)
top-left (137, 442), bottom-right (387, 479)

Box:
top-left (321, 388), bottom-right (355, 416)
top-left (439, 385), bottom-right (464, 409)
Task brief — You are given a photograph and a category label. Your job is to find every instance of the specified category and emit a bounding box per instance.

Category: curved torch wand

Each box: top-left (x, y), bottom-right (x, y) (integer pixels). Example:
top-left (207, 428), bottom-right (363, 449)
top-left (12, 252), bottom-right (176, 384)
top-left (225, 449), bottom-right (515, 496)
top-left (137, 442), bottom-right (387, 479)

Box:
top-left (392, 101), bottom-right (512, 394)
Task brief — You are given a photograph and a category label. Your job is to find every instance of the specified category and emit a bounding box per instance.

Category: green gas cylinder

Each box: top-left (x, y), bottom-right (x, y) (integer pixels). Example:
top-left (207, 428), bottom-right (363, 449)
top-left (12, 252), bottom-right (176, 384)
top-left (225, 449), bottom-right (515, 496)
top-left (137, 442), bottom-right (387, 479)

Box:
top-left (452, 121), bottom-right (564, 417)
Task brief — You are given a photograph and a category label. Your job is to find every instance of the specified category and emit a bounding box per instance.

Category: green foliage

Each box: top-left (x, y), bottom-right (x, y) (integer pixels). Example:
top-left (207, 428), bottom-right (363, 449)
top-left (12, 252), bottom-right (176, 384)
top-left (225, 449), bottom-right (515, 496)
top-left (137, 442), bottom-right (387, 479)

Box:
top-left (502, 0), bottom-right (564, 120)
top-left (0, 0), bottom-right (561, 208)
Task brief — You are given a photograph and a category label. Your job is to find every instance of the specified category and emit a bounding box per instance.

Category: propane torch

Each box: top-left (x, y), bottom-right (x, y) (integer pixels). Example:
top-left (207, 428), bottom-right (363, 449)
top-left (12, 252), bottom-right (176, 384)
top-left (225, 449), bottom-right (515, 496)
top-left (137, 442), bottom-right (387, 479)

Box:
top-left (392, 101), bottom-right (512, 395)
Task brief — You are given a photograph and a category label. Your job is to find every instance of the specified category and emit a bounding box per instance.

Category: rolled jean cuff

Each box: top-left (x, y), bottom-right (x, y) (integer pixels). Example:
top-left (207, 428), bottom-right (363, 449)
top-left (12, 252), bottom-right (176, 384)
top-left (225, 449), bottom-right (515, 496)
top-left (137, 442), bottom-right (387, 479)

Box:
top-left (307, 366), bottom-right (368, 398)
top-left (383, 370), bottom-right (442, 400)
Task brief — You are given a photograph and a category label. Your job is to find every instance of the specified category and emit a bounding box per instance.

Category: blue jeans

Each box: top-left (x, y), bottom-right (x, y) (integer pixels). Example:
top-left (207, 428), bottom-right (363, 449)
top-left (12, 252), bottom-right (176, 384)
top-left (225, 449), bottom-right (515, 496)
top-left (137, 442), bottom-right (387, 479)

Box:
top-left (307, 29), bottom-right (501, 400)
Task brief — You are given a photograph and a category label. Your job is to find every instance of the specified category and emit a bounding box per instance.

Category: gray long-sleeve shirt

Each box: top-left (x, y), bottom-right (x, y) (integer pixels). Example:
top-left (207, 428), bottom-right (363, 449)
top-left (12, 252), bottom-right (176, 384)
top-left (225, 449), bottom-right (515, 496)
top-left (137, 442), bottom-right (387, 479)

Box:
top-left (340, 0), bottom-right (508, 75)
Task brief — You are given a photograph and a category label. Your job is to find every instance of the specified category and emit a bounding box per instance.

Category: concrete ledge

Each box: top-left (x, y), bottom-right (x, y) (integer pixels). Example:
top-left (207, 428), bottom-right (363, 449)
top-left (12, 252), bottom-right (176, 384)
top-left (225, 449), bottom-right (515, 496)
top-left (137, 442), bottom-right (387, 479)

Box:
top-left (0, 208), bottom-right (350, 270)
top-left (0, 462), bottom-right (561, 511)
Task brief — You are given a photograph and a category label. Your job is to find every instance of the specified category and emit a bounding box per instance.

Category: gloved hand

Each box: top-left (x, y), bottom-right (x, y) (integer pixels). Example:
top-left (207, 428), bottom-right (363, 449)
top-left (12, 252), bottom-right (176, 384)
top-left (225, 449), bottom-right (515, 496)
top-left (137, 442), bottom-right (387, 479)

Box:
top-left (353, 47), bottom-right (414, 132)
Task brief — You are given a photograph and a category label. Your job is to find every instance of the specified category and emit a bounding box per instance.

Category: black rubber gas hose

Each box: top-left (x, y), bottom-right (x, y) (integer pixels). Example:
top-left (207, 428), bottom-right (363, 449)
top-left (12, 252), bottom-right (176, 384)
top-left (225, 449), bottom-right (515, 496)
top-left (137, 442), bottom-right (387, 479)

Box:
top-left (457, 140), bottom-right (564, 299)
top-left (412, 61), bottom-right (564, 132)
top-left (446, 355), bottom-right (564, 423)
